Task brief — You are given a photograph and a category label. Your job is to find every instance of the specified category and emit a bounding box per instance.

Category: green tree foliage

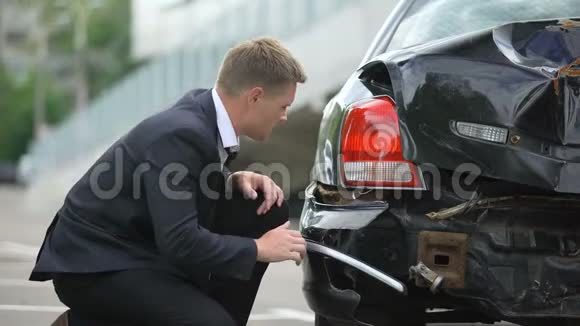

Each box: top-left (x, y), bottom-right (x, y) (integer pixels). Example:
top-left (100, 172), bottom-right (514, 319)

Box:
top-left (0, 67), bottom-right (68, 162)
top-left (48, 0), bottom-right (140, 98)
top-left (86, 0), bottom-right (140, 98)
top-left (0, 0), bottom-right (138, 163)
top-left (0, 67), bottom-right (33, 163)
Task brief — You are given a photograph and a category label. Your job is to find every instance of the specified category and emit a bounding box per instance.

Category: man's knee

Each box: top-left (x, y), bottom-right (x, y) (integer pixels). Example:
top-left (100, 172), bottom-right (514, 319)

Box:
top-left (226, 190), bottom-right (289, 224)
top-left (214, 190), bottom-right (289, 236)
top-left (261, 197), bottom-right (289, 229)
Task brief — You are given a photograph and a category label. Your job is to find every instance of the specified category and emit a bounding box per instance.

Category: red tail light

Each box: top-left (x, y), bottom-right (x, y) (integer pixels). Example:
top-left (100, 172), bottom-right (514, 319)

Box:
top-left (340, 96), bottom-right (425, 189)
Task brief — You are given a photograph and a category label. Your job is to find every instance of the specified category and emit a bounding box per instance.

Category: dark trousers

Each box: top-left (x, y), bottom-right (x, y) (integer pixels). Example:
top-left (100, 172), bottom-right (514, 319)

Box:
top-left (53, 192), bottom-right (289, 326)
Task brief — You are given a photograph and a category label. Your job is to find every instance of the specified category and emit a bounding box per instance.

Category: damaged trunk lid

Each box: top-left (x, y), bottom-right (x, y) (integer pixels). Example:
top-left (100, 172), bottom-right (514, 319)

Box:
top-left (381, 18), bottom-right (580, 193)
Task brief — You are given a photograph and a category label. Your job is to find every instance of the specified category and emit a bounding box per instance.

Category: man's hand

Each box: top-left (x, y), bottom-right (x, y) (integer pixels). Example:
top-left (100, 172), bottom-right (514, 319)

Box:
top-left (254, 221), bottom-right (306, 265)
top-left (229, 171), bottom-right (284, 215)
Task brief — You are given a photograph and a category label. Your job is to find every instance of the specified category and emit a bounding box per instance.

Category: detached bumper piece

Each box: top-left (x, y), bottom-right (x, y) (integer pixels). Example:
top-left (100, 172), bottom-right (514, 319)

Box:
top-left (307, 241), bottom-right (406, 294)
top-left (302, 242), bottom-right (407, 325)
top-left (302, 250), bottom-right (362, 325)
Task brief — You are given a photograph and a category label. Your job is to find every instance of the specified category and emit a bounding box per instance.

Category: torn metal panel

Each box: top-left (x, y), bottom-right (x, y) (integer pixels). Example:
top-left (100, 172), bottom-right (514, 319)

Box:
top-left (380, 18), bottom-right (580, 193)
top-left (426, 195), bottom-right (580, 220)
top-left (554, 58), bottom-right (580, 96)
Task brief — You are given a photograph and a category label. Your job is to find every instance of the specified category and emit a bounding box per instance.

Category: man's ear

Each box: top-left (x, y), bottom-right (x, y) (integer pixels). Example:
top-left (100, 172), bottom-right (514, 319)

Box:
top-left (247, 87), bottom-right (264, 104)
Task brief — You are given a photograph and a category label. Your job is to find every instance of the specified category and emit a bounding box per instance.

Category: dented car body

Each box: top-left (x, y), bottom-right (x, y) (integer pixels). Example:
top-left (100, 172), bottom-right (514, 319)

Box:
top-left (300, 0), bottom-right (580, 325)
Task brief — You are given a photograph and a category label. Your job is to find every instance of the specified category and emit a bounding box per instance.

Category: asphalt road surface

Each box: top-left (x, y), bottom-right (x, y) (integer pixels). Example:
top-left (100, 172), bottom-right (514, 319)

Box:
top-left (0, 186), bottom-right (518, 326)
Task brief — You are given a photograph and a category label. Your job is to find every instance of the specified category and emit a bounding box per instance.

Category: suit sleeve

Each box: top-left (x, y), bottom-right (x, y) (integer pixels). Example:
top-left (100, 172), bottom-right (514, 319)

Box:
top-left (142, 131), bottom-right (257, 280)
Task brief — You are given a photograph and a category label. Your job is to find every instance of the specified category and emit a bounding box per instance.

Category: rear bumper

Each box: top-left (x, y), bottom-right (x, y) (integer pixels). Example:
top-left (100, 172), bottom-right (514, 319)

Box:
top-left (299, 181), bottom-right (580, 322)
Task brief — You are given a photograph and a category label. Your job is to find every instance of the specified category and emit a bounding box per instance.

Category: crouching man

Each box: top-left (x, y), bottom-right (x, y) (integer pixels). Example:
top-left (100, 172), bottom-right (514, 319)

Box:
top-left (30, 37), bottom-right (308, 326)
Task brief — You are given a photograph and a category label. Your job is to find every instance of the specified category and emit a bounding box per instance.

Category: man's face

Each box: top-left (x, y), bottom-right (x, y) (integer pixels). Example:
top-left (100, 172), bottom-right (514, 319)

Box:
top-left (245, 83), bottom-right (297, 142)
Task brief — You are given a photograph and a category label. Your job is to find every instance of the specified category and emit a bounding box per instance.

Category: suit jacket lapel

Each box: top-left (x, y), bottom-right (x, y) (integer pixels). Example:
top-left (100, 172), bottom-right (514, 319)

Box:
top-left (189, 89), bottom-right (226, 229)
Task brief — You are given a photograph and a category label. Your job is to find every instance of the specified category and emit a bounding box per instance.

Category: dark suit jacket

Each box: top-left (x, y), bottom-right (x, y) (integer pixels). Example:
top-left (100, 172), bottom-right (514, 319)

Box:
top-left (30, 89), bottom-right (257, 284)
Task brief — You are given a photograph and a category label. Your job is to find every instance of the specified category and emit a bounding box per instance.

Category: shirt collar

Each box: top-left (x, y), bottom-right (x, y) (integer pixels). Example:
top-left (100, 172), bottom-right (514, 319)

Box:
top-left (211, 88), bottom-right (239, 149)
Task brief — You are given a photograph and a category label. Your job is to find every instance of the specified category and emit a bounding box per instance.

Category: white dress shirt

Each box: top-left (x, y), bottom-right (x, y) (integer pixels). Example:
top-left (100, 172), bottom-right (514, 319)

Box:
top-left (211, 88), bottom-right (239, 169)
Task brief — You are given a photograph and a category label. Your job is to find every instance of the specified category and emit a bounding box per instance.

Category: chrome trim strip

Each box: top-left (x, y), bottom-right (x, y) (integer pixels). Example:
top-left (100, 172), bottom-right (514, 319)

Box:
top-left (312, 201), bottom-right (388, 210)
top-left (306, 241), bottom-right (407, 295)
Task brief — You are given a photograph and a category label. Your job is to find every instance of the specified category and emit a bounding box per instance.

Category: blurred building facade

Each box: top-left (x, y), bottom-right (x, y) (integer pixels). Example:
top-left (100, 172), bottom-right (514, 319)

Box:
top-left (131, 0), bottom-right (244, 60)
top-left (19, 0), bottom-right (398, 216)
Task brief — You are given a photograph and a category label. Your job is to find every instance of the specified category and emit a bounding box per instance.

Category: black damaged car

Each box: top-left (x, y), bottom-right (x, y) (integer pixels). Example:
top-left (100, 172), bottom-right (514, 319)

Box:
top-left (299, 0), bottom-right (580, 325)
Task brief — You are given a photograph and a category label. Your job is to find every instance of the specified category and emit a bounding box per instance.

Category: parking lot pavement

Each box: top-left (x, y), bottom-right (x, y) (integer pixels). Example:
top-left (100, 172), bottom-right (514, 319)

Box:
top-left (0, 186), bottom-right (314, 326)
top-left (0, 242), bottom-right (313, 325)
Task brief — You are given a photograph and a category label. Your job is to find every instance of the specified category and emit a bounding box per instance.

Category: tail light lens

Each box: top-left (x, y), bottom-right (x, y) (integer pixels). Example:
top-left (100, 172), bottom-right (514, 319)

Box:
top-left (340, 96), bottom-right (425, 189)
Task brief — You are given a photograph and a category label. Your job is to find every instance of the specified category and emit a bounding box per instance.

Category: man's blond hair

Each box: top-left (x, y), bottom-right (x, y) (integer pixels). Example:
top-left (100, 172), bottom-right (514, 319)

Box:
top-left (216, 37), bottom-right (307, 96)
